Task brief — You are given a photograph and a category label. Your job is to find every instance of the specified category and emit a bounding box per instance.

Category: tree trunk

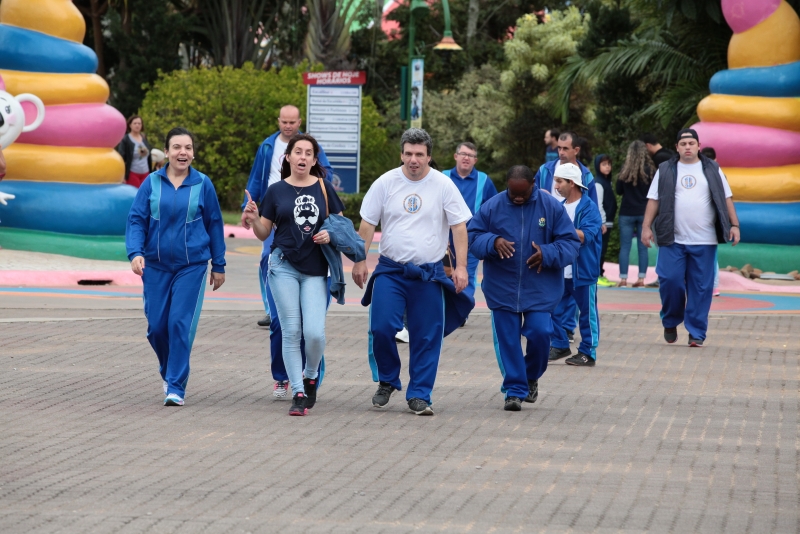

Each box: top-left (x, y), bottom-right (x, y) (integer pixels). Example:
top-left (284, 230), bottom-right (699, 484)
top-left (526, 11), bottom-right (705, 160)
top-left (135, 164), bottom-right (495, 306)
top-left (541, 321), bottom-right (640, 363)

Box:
top-left (89, 0), bottom-right (106, 77)
top-left (467, 0), bottom-right (479, 49)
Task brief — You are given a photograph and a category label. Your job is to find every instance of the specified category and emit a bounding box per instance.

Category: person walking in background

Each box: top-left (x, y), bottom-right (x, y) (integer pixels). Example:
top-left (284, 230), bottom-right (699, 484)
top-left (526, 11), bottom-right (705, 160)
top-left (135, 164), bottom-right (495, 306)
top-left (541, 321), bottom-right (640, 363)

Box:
top-left (640, 133), bottom-right (676, 168)
top-left (443, 142), bottom-right (498, 310)
top-left (117, 115), bottom-right (152, 188)
top-left (615, 140), bottom-right (655, 288)
top-left (642, 129), bottom-right (740, 347)
top-left (548, 164), bottom-right (603, 367)
top-left (244, 134), bottom-right (345, 416)
top-left (468, 165), bottom-right (579, 411)
top-left (544, 128), bottom-right (560, 163)
top-left (594, 154), bottom-right (617, 286)
top-left (126, 128), bottom-right (226, 407)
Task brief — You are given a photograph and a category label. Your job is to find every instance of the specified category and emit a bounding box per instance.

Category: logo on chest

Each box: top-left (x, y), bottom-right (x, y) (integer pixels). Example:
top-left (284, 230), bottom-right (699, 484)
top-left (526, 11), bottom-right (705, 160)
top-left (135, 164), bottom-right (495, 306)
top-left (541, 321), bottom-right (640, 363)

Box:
top-left (680, 174), bottom-right (697, 189)
top-left (403, 194), bottom-right (422, 214)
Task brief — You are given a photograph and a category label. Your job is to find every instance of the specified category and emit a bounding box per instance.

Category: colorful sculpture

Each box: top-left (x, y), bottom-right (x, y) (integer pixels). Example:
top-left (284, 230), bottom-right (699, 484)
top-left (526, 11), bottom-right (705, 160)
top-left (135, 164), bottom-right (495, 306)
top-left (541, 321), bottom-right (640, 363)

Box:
top-left (692, 0), bottom-right (800, 270)
top-left (0, 0), bottom-right (135, 247)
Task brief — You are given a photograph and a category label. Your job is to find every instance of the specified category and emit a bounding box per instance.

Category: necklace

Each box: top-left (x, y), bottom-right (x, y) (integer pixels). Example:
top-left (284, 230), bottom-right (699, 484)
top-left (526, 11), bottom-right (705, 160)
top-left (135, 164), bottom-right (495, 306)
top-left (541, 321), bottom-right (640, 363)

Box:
top-left (287, 178), bottom-right (314, 195)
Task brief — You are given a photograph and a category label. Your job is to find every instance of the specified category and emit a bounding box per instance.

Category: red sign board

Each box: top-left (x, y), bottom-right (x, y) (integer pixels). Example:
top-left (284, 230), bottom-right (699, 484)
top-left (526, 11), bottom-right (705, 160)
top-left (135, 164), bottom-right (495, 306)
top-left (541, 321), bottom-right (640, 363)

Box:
top-left (303, 71), bottom-right (367, 86)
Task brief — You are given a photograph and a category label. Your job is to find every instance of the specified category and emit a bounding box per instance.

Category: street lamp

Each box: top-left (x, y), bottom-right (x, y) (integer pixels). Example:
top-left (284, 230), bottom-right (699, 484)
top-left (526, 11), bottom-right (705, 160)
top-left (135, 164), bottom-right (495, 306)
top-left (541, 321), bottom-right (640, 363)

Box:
top-left (401, 0), bottom-right (462, 126)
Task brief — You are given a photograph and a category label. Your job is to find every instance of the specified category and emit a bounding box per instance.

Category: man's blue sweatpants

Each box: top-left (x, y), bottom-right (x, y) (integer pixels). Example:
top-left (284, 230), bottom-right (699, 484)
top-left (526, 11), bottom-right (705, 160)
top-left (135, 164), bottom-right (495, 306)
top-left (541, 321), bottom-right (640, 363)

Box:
top-left (464, 252), bottom-right (480, 301)
top-left (657, 243), bottom-right (716, 340)
top-left (490, 310), bottom-right (551, 399)
top-left (551, 279), bottom-right (600, 359)
top-left (257, 231), bottom-right (275, 315)
top-left (143, 263), bottom-right (208, 398)
top-left (368, 272), bottom-right (445, 404)
top-left (261, 255), bottom-right (326, 386)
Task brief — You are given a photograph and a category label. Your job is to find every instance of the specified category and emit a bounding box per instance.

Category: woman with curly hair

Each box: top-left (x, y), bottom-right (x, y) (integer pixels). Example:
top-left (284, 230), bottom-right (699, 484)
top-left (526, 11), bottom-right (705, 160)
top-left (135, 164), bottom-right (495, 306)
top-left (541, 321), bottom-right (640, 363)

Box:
top-left (615, 140), bottom-right (655, 287)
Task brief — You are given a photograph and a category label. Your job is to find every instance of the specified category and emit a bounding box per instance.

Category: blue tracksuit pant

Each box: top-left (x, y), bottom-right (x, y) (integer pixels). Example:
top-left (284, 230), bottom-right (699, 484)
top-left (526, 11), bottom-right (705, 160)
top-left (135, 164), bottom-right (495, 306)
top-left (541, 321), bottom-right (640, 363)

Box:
top-left (491, 310), bottom-right (552, 399)
top-left (143, 263), bottom-right (208, 398)
top-left (464, 252), bottom-right (480, 301)
top-left (368, 271), bottom-right (445, 404)
top-left (261, 255), bottom-right (327, 385)
top-left (657, 243), bottom-right (716, 340)
top-left (258, 231), bottom-right (275, 315)
top-left (551, 279), bottom-right (599, 359)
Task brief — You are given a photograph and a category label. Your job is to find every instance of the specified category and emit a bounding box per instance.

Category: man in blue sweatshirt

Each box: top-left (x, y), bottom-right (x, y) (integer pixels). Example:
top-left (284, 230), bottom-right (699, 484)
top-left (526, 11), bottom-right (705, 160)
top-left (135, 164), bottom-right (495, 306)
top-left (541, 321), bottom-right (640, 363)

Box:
top-left (469, 165), bottom-right (580, 411)
top-left (548, 163), bottom-right (603, 367)
top-left (241, 105), bottom-right (334, 397)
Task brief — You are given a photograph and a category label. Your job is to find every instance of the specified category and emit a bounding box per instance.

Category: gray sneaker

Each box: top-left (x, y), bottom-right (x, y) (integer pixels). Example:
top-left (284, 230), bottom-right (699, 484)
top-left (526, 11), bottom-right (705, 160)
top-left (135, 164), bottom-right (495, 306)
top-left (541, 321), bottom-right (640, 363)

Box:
top-left (408, 398), bottom-right (433, 415)
top-left (372, 382), bottom-right (397, 408)
top-left (524, 380), bottom-right (538, 403)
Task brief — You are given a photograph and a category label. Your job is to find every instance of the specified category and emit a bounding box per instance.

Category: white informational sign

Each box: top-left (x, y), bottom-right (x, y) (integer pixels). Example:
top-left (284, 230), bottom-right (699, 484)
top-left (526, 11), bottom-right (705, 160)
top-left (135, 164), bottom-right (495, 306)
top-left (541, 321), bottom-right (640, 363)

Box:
top-left (410, 58), bottom-right (424, 129)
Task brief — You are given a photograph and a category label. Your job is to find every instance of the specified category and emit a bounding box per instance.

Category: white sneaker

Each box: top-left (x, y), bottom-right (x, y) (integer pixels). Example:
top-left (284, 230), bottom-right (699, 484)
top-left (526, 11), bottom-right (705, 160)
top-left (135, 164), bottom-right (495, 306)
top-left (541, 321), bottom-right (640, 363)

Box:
top-left (164, 393), bottom-right (184, 406)
top-left (395, 327), bottom-right (409, 343)
top-left (273, 380), bottom-right (289, 398)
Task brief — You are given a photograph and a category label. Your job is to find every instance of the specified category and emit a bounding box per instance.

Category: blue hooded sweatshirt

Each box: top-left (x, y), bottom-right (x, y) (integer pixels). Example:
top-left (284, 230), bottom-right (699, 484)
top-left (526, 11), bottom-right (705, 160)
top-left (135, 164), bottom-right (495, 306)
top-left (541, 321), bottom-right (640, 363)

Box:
top-left (565, 192), bottom-right (602, 287)
top-left (534, 159), bottom-right (599, 207)
top-left (241, 131), bottom-right (335, 210)
top-left (468, 187), bottom-right (581, 313)
top-left (126, 165), bottom-right (226, 273)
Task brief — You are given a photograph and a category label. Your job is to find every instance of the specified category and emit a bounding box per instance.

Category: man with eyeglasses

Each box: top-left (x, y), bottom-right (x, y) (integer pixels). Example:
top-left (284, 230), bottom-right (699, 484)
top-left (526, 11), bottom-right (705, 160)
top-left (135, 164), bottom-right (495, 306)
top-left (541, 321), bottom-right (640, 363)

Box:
top-left (443, 142), bottom-right (498, 313)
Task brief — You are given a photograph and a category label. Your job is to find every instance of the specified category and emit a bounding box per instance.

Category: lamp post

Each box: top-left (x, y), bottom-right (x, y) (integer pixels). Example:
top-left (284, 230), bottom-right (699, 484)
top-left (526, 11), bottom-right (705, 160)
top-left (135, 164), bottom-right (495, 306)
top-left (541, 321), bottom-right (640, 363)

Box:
top-left (401, 0), bottom-right (462, 127)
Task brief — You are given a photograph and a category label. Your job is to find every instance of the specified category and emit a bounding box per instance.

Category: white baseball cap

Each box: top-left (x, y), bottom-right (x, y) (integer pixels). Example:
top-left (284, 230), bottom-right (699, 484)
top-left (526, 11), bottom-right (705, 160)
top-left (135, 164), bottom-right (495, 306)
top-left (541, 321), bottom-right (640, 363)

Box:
top-left (553, 162), bottom-right (587, 189)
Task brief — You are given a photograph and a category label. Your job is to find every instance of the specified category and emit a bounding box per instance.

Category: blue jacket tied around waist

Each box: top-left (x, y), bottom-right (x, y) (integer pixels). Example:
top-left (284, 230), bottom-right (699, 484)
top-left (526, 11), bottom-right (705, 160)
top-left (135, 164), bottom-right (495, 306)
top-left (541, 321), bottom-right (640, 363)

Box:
top-left (564, 193), bottom-right (602, 287)
top-left (361, 256), bottom-right (475, 336)
top-left (468, 188), bottom-right (580, 313)
top-left (320, 213), bottom-right (366, 305)
top-left (126, 166), bottom-right (226, 273)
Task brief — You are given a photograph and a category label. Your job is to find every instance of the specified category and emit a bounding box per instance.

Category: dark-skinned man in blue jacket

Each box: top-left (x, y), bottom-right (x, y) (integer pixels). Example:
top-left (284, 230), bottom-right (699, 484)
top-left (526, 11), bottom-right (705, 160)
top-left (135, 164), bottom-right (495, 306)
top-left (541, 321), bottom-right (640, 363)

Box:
top-left (469, 165), bottom-right (580, 411)
top-left (548, 163), bottom-right (603, 367)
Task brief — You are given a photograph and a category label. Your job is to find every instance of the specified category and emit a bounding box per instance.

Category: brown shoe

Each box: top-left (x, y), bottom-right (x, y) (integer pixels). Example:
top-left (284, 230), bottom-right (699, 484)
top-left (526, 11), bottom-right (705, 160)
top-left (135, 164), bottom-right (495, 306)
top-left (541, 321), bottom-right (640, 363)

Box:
top-left (615, 280), bottom-right (627, 287)
top-left (632, 278), bottom-right (645, 287)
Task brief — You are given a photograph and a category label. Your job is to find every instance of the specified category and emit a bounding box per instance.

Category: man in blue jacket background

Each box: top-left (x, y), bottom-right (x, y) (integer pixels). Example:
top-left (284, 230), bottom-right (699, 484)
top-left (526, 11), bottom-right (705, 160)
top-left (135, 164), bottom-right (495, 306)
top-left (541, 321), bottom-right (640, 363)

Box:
top-left (469, 165), bottom-right (580, 411)
top-left (548, 163), bottom-right (603, 367)
top-left (241, 104), bottom-right (334, 397)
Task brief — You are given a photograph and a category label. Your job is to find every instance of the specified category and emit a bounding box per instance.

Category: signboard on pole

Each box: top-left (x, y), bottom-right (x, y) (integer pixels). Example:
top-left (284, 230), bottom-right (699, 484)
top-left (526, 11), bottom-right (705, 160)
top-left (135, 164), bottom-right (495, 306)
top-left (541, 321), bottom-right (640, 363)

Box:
top-left (410, 58), bottom-right (424, 128)
top-left (303, 71), bottom-right (366, 193)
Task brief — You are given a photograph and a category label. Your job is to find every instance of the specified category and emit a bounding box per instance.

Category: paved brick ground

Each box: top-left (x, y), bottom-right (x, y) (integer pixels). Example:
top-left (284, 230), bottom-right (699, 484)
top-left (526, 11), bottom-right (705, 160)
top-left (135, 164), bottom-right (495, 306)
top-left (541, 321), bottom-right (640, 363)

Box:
top-left (1, 311), bottom-right (798, 533)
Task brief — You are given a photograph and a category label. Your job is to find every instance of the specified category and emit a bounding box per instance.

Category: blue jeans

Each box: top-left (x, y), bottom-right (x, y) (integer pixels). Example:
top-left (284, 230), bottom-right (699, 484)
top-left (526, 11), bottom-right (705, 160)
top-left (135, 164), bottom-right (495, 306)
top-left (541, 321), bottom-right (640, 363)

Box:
top-left (618, 215), bottom-right (649, 279)
top-left (267, 248), bottom-right (327, 396)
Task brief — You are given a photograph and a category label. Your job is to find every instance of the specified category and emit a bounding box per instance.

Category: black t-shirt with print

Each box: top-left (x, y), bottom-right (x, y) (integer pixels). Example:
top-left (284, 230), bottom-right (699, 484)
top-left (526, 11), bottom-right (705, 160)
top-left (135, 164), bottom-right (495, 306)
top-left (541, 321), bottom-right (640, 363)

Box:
top-left (259, 179), bottom-right (345, 276)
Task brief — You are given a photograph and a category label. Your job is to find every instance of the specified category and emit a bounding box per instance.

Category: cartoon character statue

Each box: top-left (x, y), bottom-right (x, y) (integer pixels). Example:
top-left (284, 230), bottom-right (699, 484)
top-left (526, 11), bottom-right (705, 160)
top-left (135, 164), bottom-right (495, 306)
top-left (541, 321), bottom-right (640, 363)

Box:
top-left (0, 75), bottom-right (45, 206)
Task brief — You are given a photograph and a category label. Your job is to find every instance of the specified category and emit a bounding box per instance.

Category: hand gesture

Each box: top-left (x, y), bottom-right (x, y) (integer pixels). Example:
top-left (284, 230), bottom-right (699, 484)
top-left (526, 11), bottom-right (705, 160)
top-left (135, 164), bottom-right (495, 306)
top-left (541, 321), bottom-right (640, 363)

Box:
top-left (210, 271), bottom-right (225, 291)
top-left (131, 256), bottom-right (145, 276)
top-left (494, 237), bottom-right (515, 259)
top-left (242, 190), bottom-right (259, 229)
top-left (526, 242), bottom-right (543, 272)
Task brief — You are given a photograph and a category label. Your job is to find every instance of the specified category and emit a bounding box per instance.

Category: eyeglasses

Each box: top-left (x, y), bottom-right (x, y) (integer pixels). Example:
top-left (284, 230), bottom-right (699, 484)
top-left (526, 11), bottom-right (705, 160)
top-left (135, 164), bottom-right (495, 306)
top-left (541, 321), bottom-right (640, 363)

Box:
top-left (455, 152), bottom-right (477, 159)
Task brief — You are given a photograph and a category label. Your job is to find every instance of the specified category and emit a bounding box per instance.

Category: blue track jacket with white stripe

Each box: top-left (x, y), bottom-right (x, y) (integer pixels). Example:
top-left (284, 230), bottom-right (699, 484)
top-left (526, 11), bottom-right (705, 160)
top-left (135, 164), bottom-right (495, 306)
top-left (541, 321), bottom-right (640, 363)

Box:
top-left (565, 193), bottom-right (602, 287)
top-left (468, 188), bottom-right (580, 313)
top-left (126, 165), bottom-right (227, 273)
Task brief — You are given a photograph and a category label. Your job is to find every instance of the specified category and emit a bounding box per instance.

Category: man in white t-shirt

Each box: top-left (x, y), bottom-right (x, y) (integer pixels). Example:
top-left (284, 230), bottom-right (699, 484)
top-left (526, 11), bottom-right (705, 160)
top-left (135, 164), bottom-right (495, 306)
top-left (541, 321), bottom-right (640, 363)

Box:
top-left (353, 128), bottom-right (473, 415)
top-left (641, 128), bottom-right (741, 347)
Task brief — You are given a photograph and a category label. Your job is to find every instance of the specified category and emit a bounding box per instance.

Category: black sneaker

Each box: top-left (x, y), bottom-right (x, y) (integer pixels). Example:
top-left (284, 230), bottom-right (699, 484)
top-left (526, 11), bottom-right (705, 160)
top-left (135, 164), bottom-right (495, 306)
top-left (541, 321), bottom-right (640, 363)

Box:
top-left (688, 336), bottom-right (704, 347)
top-left (372, 382), bottom-right (397, 408)
top-left (524, 380), bottom-right (538, 403)
top-left (257, 315), bottom-right (271, 327)
top-left (565, 352), bottom-right (596, 366)
top-left (566, 329), bottom-right (575, 344)
top-left (504, 396), bottom-right (522, 411)
top-left (408, 398), bottom-right (434, 415)
top-left (664, 327), bottom-right (678, 344)
top-left (303, 377), bottom-right (318, 409)
top-left (549, 347), bottom-right (572, 361)
top-left (645, 280), bottom-right (660, 288)
top-left (289, 393), bottom-right (307, 416)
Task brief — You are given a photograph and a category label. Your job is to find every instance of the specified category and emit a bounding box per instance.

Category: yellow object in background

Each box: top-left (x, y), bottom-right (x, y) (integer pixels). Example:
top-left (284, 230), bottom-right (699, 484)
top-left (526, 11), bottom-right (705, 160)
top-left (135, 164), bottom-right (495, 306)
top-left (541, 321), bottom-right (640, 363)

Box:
top-left (0, 70), bottom-right (109, 105)
top-left (724, 164), bottom-right (800, 202)
top-left (697, 94), bottom-right (800, 132)
top-left (728, 1), bottom-right (800, 68)
top-left (4, 144), bottom-right (125, 184)
top-left (0, 0), bottom-right (85, 43)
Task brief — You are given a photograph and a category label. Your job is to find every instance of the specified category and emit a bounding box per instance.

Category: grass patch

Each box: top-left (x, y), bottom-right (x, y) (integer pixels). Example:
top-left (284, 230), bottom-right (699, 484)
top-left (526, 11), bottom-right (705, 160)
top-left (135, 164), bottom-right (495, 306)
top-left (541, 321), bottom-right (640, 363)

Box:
top-left (222, 210), bottom-right (242, 226)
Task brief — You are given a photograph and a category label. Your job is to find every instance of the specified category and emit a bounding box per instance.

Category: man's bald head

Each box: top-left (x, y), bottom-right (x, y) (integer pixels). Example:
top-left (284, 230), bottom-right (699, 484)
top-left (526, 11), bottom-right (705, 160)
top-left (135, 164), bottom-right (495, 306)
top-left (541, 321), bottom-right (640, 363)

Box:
top-left (277, 105), bottom-right (302, 141)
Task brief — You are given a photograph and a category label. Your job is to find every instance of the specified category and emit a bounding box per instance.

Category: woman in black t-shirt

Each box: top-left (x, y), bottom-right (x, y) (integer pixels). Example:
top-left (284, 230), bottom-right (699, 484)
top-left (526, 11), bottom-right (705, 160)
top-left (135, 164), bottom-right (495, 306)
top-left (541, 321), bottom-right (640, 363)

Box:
top-left (244, 134), bottom-right (344, 416)
top-left (615, 140), bottom-right (655, 287)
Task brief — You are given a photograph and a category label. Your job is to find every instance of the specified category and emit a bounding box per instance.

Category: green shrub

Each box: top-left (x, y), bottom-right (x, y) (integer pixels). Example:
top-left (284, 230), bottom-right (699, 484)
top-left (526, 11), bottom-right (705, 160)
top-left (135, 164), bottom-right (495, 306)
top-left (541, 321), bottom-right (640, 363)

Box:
top-left (140, 63), bottom-right (392, 209)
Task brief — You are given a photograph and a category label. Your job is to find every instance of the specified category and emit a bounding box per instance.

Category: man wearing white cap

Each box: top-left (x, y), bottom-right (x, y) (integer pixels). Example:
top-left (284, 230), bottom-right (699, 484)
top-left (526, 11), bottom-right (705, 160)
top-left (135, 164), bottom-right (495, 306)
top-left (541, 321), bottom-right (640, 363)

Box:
top-left (548, 163), bottom-right (602, 366)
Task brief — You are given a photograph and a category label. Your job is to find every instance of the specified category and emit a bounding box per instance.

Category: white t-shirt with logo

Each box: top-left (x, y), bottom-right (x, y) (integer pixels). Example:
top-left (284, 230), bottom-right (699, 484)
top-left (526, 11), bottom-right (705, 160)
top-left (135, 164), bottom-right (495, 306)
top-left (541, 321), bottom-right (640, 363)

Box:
top-left (268, 137), bottom-right (289, 188)
top-left (562, 198), bottom-right (579, 279)
top-left (647, 161), bottom-right (732, 245)
top-left (360, 167), bottom-right (472, 265)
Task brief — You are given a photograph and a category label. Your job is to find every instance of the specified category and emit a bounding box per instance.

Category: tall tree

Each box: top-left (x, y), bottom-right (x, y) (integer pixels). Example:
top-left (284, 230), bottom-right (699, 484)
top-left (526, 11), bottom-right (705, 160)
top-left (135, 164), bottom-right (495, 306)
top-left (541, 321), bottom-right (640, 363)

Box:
top-left (194, 0), bottom-right (278, 67)
top-left (305, 0), bottom-right (362, 70)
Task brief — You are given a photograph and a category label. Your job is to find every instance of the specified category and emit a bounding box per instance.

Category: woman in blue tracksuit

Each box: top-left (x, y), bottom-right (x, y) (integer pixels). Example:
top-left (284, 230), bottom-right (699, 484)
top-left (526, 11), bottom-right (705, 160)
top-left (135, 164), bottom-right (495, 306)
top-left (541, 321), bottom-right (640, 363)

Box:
top-left (126, 127), bottom-right (226, 407)
top-left (469, 165), bottom-right (580, 411)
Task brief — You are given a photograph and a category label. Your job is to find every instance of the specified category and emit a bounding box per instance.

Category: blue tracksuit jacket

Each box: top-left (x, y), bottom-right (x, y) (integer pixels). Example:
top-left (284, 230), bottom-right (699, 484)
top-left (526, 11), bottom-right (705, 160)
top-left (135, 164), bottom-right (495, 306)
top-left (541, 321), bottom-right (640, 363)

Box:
top-left (126, 165), bottom-right (226, 273)
top-left (565, 193), bottom-right (602, 287)
top-left (241, 131), bottom-right (335, 210)
top-left (468, 188), bottom-right (581, 313)
top-left (534, 160), bottom-right (599, 207)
